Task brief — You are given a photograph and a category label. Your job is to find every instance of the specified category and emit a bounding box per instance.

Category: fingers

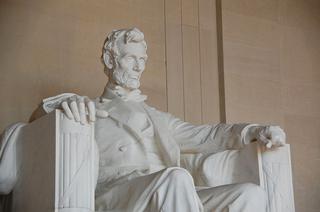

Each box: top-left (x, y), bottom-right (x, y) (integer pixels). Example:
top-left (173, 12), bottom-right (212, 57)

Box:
top-left (272, 131), bottom-right (286, 146)
top-left (84, 96), bottom-right (96, 122)
top-left (70, 100), bottom-right (81, 122)
top-left (273, 138), bottom-right (285, 147)
top-left (61, 95), bottom-right (97, 124)
top-left (61, 101), bottom-right (74, 120)
top-left (258, 133), bottom-right (273, 149)
top-left (269, 126), bottom-right (286, 146)
top-left (266, 140), bottom-right (273, 148)
top-left (78, 97), bottom-right (87, 125)
top-left (87, 100), bottom-right (96, 122)
top-left (258, 126), bottom-right (286, 148)
top-left (78, 96), bottom-right (96, 124)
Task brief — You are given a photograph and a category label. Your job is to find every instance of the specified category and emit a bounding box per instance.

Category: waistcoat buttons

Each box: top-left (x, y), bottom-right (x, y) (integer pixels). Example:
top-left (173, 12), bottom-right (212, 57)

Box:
top-left (119, 146), bottom-right (127, 152)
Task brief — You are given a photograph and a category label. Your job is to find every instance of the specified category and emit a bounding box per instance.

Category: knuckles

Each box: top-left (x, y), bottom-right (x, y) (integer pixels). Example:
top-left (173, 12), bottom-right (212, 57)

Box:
top-left (258, 125), bottom-right (286, 147)
top-left (61, 95), bottom-right (96, 123)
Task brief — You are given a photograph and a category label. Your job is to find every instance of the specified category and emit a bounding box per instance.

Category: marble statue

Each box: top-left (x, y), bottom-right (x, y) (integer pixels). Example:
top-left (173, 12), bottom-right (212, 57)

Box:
top-left (0, 28), bottom-right (289, 212)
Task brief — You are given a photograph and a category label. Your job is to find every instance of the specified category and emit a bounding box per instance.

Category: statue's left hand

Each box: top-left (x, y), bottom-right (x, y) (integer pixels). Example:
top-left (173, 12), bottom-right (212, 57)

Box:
top-left (248, 125), bottom-right (286, 149)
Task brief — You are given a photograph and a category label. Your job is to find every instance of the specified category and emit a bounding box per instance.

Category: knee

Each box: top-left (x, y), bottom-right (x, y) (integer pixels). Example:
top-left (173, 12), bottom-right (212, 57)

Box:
top-left (239, 183), bottom-right (267, 203)
top-left (166, 168), bottom-right (194, 184)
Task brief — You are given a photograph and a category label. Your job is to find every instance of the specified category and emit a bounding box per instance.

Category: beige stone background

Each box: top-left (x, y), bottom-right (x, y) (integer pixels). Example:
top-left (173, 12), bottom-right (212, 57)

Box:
top-left (221, 1), bottom-right (320, 211)
top-left (0, 0), bottom-right (319, 211)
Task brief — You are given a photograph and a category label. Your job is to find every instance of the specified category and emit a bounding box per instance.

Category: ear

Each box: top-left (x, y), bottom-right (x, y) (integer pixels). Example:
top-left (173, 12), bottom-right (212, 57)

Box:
top-left (103, 50), bottom-right (114, 70)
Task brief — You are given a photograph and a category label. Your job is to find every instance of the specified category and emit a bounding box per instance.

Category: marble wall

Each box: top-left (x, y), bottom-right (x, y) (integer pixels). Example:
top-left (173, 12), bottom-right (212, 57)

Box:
top-left (221, 0), bottom-right (320, 211)
top-left (165, 0), bottom-right (221, 124)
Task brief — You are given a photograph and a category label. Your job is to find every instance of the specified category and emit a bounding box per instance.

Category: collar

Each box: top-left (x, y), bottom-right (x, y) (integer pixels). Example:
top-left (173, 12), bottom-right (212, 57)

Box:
top-left (101, 85), bottom-right (147, 103)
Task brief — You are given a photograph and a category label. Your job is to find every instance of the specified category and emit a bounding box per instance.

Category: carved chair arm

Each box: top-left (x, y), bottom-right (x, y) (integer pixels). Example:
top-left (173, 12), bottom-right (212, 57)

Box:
top-left (180, 143), bottom-right (295, 212)
top-left (11, 110), bottom-right (96, 212)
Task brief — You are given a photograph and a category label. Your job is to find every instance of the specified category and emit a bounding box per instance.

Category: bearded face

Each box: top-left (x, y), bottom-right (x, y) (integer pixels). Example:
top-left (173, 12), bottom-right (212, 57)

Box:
top-left (111, 42), bottom-right (147, 90)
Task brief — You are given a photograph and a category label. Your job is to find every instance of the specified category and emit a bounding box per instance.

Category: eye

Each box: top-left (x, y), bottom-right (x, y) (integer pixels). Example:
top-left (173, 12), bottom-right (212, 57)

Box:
top-left (139, 57), bottom-right (147, 62)
top-left (139, 58), bottom-right (145, 63)
top-left (126, 56), bottom-right (135, 62)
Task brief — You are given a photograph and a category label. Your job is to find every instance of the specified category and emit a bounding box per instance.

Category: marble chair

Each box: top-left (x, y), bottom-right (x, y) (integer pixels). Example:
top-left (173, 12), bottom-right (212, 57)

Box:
top-left (2, 110), bottom-right (295, 212)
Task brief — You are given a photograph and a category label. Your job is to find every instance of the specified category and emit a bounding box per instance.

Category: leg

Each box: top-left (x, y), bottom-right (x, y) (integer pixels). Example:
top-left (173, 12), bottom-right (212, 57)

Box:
top-left (95, 167), bottom-right (203, 212)
top-left (197, 183), bottom-right (267, 212)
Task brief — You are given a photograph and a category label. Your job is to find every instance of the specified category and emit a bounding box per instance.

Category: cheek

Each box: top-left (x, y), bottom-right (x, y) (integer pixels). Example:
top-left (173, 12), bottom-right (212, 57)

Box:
top-left (140, 61), bottom-right (146, 69)
top-left (118, 59), bottom-right (134, 70)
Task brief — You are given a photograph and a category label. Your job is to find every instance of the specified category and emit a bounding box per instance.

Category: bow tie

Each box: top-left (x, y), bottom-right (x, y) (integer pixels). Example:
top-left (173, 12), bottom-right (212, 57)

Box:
top-left (112, 86), bottom-right (147, 102)
top-left (96, 86), bottom-right (148, 119)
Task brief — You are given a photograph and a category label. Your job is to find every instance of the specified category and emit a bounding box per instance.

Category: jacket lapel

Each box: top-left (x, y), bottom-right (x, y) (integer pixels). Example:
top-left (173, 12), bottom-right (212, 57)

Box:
top-left (97, 97), bottom-right (181, 166)
top-left (97, 98), bottom-right (143, 141)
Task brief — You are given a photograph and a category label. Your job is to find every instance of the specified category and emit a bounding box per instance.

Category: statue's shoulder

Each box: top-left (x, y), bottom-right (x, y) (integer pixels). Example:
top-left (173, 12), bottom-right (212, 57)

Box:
top-left (141, 102), bottom-right (155, 110)
top-left (141, 102), bottom-right (163, 114)
top-left (141, 102), bottom-right (171, 118)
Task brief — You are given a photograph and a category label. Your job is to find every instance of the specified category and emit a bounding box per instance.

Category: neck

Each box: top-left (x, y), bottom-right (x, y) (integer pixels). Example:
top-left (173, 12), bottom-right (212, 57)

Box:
top-left (101, 79), bottom-right (147, 102)
top-left (101, 81), bottom-right (135, 99)
top-left (101, 81), bottom-right (115, 99)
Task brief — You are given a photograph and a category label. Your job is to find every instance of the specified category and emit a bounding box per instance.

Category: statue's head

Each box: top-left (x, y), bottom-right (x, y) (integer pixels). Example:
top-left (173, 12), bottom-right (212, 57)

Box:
top-left (102, 28), bottom-right (148, 90)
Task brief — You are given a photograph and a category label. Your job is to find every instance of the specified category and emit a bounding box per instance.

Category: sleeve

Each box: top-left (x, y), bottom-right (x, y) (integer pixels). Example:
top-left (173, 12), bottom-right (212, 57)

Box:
top-left (167, 114), bottom-right (258, 154)
top-left (0, 123), bottom-right (26, 194)
top-left (42, 93), bottom-right (76, 113)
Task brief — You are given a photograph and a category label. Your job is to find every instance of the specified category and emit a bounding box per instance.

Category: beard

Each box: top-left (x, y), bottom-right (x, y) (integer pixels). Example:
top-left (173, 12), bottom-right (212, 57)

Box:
top-left (112, 69), bottom-right (141, 89)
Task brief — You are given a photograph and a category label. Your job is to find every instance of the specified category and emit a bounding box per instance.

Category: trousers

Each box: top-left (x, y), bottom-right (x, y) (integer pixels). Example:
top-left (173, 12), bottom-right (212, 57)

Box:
top-left (95, 167), bottom-right (267, 212)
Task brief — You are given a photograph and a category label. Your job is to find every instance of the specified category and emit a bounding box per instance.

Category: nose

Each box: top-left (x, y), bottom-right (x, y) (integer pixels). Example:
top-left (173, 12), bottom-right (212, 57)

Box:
top-left (133, 61), bottom-right (144, 72)
top-left (133, 65), bottom-right (139, 72)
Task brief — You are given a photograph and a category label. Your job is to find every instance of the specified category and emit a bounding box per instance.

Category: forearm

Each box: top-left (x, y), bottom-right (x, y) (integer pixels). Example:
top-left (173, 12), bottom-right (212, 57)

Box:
top-left (211, 123), bottom-right (254, 149)
top-left (169, 113), bottom-right (254, 152)
top-left (0, 123), bottom-right (25, 194)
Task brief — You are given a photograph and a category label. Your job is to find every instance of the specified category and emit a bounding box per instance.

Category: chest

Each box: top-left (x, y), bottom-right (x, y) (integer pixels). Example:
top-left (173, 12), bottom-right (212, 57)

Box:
top-left (94, 108), bottom-right (155, 151)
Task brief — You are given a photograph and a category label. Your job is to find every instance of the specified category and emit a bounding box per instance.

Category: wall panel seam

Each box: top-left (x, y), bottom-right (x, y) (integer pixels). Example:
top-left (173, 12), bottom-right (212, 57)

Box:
top-left (180, 0), bottom-right (186, 121)
top-left (216, 0), bottom-right (226, 123)
top-left (163, 0), bottom-right (168, 112)
top-left (198, 0), bottom-right (204, 124)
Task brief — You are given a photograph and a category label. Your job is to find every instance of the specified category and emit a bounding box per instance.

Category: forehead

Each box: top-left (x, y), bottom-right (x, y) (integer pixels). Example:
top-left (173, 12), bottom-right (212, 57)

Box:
top-left (118, 42), bottom-right (147, 57)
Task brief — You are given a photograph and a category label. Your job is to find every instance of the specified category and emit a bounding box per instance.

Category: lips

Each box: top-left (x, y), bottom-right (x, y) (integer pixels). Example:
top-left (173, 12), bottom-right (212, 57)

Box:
top-left (129, 75), bottom-right (140, 80)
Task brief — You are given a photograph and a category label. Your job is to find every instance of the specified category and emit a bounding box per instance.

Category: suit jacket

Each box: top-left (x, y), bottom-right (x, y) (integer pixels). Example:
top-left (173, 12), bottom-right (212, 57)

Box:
top-left (93, 93), bottom-right (251, 187)
top-left (41, 91), bottom-right (253, 187)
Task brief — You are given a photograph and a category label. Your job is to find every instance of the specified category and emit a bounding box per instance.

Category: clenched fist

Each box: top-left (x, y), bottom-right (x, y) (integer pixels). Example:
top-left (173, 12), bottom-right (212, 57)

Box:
top-left (246, 125), bottom-right (286, 148)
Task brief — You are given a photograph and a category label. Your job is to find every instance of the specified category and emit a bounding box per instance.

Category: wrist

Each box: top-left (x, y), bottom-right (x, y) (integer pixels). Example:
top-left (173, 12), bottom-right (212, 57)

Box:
top-left (243, 125), bottom-right (263, 144)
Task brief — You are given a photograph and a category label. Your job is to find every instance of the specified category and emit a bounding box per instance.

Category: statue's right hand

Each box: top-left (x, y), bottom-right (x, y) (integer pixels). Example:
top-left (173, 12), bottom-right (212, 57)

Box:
top-left (61, 95), bottom-right (96, 124)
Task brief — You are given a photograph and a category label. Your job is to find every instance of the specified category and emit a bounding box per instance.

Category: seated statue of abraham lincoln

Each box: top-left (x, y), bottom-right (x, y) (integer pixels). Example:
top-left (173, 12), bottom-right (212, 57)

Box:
top-left (18, 28), bottom-right (288, 212)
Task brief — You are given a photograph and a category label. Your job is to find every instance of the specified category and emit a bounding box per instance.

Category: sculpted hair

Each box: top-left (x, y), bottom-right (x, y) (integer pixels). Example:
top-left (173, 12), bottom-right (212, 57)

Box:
top-left (102, 28), bottom-right (147, 74)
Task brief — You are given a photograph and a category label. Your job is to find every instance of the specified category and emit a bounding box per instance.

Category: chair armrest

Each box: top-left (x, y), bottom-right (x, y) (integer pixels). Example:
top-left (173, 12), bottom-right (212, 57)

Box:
top-left (11, 110), bottom-right (96, 212)
top-left (181, 142), bottom-right (295, 212)
top-left (258, 143), bottom-right (295, 212)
